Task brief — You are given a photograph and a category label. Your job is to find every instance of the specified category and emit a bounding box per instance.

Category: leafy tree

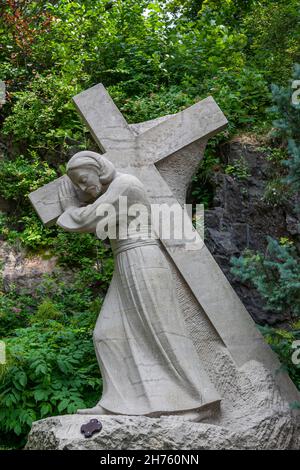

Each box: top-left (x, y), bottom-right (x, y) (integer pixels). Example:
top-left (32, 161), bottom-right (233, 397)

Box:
top-left (242, 0), bottom-right (300, 84)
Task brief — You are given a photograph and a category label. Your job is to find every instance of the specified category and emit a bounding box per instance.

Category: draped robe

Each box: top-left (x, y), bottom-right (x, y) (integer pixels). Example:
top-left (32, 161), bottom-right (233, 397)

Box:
top-left (57, 173), bottom-right (221, 415)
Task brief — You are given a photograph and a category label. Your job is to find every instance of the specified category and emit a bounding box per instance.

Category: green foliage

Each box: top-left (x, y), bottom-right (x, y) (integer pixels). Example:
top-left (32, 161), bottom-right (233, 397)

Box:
top-left (1, 0), bottom-right (289, 250)
top-left (0, 223), bottom-right (109, 448)
top-left (0, 154), bottom-right (56, 202)
top-left (270, 69), bottom-right (300, 143)
top-left (189, 148), bottom-right (220, 208)
top-left (258, 322), bottom-right (300, 391)
top-left (117, 85), bottom-right (196, 123)
top-left (36, 270), bottom-right (108, 319)
top-left (0, 316), bottom-right (100, 444)
top-left (51, 232), bottom-right (114, 293)
top-left (231, 236), bottom-right (300, 390)
top-left (2, 74), bottom-right (87, 159)
top-left (0, 262), bottom-right (106, 445)
top-left (0, 211), bottom-right (57, 251)
top-left (242, 0), bottom-right (300, 84)
top-left (269, 64), bottom-right (300, 194)
top-left (31, 298), bottom-right (63, 323)
top-left (52, 231), bottom-right (104, 268)
top-left (225, 157), bottom-right (251, 180)
top-left (263, 179), bottom-right (290, 207)
top-left (18, 213), bottom-right (57, 251)
top-left (0, 294), bottom-right (31, 338)
top-left (229, 67), bottom-right (300, 393)
top-left (0, 258), bottom-right (109, 336)
top-left (285, 139), bottom-right (300, 193)
top-left (203, 67), bottom-right (271, 133)
top-left (231, 237), bottom-right (300, 318)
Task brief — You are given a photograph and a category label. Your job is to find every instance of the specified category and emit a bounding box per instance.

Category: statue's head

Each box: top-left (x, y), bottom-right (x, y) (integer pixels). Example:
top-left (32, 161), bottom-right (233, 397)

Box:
top-left (66, 151), bottom-right (116, 199)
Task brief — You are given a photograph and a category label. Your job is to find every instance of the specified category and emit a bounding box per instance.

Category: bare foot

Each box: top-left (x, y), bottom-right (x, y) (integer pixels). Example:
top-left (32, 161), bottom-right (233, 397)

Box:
top-left (147, 399), bottom-right (221, 422)
top-left (173, 399), bottom-right (221, 422)
top-left (173, 409), bottom-right (211, 422)
top-left (76, 404), bottom-right (113, 415)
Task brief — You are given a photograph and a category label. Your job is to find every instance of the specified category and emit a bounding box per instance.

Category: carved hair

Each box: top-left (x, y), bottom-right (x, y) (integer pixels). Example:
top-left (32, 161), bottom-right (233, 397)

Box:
top-left (66, 151), bottom-right (116, 184)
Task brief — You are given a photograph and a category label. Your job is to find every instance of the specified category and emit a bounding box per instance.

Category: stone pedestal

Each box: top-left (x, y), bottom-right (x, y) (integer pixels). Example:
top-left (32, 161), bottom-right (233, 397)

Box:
top-left (26, 361), bottom-right (300, 450)
top-left (26, 411), bottom-right (299, 450)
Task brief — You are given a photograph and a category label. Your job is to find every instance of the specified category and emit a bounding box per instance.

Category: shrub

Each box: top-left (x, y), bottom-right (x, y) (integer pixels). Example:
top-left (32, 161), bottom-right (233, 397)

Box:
top-left (258, 322), bottom-right (300, 392)
top-left (231, 237), bottom-right (300, 391)
top-left (0, 154), bottom-right (56, 202)
top-left (231, 237), bottom-right (300, 319)
top-left (242, 0), bottom-right (300, 84)
top-left (31, 298), bottom-right (63, 323)
top-left (0, 316), bottom-right (101, 445)
top-left (270, 64), bottom-right (300, 195)
top-left (225, 157), bottom-right (251, 180)
top-left (0, 295), bottom-right (30, 338)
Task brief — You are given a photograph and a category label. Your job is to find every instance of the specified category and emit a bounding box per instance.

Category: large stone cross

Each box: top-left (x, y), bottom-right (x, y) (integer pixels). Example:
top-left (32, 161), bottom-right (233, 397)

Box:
top-left (29, 84), bottom-right (298, 404)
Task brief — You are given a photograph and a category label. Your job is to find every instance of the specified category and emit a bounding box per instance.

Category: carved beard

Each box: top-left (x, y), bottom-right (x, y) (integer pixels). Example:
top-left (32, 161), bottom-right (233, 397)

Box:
top-left (86, 184), bottom-right (102, 199)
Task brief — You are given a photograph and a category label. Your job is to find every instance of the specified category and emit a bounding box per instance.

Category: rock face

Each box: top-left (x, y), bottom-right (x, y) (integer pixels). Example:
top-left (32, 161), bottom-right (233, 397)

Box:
top-left (0, 240), bottom-right (58, 293)
top-left (203, 135), bottom-right (300, 325)
top-left (26, 360), bottom-right (299, 450)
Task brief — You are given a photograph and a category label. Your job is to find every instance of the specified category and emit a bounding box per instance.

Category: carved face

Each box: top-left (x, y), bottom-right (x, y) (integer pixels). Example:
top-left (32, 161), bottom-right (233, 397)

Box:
top-left (68, 166), bottom-right (102, 199)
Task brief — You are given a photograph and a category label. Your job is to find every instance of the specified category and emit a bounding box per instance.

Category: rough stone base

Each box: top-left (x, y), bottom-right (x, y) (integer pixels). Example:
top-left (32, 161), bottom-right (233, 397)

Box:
top-left (26, 410), bottom-right (299, 450)
top-left (26, 359), bottom-right (300, 450)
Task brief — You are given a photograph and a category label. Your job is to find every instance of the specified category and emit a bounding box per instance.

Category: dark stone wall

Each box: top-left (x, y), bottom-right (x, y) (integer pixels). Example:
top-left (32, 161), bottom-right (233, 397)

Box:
top-left (204, 136), bottom-right (300, 325)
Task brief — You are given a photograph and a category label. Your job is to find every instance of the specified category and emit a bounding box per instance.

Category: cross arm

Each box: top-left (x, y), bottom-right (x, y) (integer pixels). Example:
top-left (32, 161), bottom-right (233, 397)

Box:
top-left (29, 175), bottom-right (68, 226)
top-left (29, 174), bottom-right (91, 226)
top-left (136, 96), bottom-right (228, 165)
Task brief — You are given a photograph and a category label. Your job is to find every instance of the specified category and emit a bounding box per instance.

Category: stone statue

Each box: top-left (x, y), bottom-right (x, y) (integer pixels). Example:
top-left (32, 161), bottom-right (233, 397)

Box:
top-left (57, 150), bottom-right (221, 421)
top-left (28, 84), bottom-right (299, 449)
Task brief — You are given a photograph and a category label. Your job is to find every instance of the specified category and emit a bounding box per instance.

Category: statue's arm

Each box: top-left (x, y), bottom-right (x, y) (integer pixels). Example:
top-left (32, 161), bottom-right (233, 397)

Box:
top-left (58, 177), bottom-right (83, 211)
top-left (56, 177), bottom-right (130, 234)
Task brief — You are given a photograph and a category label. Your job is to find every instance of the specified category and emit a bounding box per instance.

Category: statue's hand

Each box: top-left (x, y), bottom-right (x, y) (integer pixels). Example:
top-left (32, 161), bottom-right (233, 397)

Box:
top-left (58, 177), bottom-right (82, 211)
